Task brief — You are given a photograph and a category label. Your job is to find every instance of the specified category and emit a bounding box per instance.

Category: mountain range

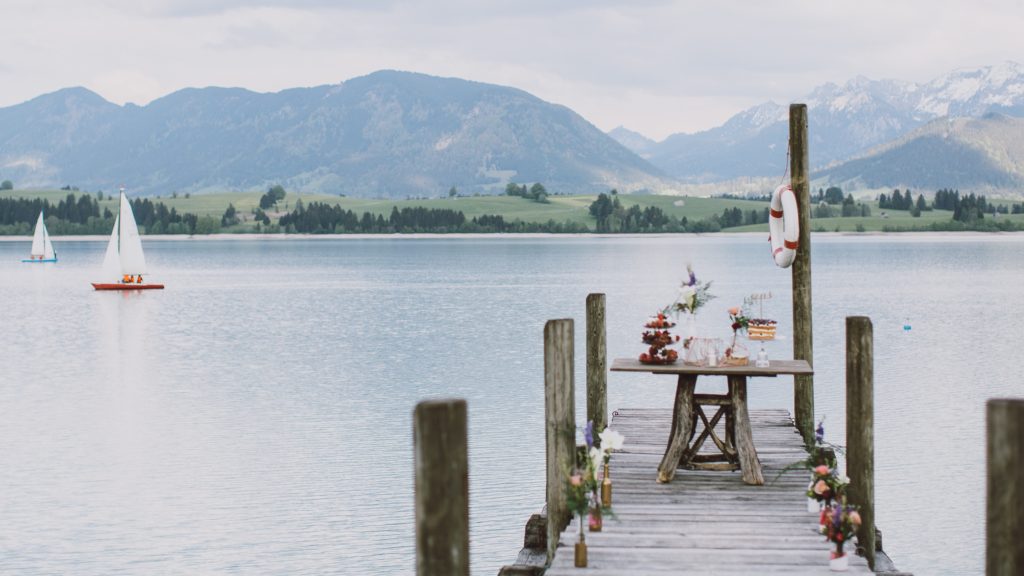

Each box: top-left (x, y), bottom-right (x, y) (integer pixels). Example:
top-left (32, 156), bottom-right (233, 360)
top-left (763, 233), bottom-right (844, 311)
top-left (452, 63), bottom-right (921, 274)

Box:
top-left (612, 62), bottom-right (1024, 193)
top-left (3, 63), bottom-right (1024, 198)
top-left (0, 71), bottom-right (671, 197)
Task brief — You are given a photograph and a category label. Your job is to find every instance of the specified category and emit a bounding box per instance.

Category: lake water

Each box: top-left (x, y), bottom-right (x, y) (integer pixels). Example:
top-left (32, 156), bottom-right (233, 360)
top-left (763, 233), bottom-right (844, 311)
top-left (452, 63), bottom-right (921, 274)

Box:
top-left (1, 234), bottom-right (1021, 575)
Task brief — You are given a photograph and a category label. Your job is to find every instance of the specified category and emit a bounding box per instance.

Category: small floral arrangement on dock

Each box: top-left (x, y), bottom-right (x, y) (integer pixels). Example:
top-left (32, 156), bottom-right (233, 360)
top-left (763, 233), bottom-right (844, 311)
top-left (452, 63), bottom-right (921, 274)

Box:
top-left (662, 264), bottom-right (715, 317)
top-left (598, 427), bottom-right (625, 461)
top-left (585, 420), bottom-right (622, 518)
top-left (821, 498), bottom-right (862, 558)
top-left (805, 422), bottom-right (848, 505)
top-left (565, 468), bottom-right (593, 519)
top-left (808, 464), bottom-right (847, 504)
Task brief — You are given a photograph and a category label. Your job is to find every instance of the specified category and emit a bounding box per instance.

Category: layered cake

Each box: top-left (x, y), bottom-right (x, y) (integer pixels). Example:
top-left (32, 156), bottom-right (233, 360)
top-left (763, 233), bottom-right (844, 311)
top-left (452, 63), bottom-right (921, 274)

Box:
top-left (748, 319), bottom-right (777, 340)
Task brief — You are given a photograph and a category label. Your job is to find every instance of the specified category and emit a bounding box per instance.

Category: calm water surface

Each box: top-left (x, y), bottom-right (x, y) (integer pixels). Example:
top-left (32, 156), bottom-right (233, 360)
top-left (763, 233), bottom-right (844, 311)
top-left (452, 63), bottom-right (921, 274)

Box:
top-left (1, 234), bottom-right (1021, 575)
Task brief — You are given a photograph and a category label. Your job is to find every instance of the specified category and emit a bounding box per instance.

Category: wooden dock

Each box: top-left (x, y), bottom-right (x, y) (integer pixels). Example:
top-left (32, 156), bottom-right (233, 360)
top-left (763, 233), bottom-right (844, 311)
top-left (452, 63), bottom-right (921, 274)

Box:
top-left (544, 408), bottom-right (872, 575)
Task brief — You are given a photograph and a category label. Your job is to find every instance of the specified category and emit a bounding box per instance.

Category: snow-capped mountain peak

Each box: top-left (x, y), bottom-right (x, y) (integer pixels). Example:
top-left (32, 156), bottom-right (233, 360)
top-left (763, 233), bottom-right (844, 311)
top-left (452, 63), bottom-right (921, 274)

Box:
top-left (640, 61), bottom-right (1024, 184)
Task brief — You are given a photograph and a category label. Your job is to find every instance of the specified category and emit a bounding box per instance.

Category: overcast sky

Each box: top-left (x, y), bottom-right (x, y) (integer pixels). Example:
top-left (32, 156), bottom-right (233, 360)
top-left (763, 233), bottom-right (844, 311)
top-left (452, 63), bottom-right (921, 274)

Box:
top-left (3, 0), bottom-right (1023, 140)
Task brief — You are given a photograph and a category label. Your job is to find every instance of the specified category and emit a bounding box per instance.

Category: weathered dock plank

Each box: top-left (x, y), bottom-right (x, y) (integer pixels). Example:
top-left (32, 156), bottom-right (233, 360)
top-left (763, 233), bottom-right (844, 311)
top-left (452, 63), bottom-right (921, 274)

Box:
top-left (544, 409), bottom-right (872, 574)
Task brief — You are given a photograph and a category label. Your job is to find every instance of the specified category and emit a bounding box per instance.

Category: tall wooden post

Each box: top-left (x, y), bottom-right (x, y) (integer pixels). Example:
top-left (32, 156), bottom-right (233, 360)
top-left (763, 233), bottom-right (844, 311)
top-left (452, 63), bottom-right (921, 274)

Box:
top-left (845, 317), bottom-right (875, 569)
top-left (586, 294), bottom-right (607, 436)
top-left (987, 398), bottom-right (1024, 575)
top-left (414, 399), bottom-right (469, 576)
top-left (790, 103), bottom-right (814, 445)
top-left (544, 319), bottom-right (575, 562)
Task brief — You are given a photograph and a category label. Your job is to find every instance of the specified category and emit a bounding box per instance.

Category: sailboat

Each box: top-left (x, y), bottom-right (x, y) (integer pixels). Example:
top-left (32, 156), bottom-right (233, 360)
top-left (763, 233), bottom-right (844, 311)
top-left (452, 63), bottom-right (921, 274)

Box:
top-left (91, 187), bottom-right (164, 291)
top-left (22, 210), bottom-right (58, 263)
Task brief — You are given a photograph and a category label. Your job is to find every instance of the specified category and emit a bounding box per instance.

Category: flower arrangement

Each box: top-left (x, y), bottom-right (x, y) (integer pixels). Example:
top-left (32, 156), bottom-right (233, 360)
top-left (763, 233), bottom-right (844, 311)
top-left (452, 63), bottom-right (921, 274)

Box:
top-left (805, 422), bottom-right (847, 505)
top-left (663, 264), bottom-right (714, 317)
top-left (598, 427), bottom-right (625, 460)
top-left (565, 468), bottom-right (593, 518)
top-left (728, 306), bottom-right (750, 334)
top-left (810, 421), bottom-right (840, 470)
top-left (821, 498), bottom-right (862, 560)
top-left (723, 306), bottom-right (751, 365)
top-left (808, 463), bottom-right (847, 504)
top-left (567, 422), bottom-right (626, 532)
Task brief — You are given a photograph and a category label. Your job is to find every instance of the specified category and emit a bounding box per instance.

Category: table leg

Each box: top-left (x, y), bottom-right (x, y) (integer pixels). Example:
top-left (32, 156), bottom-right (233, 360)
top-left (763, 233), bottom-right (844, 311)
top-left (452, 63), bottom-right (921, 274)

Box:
top-left (657, 374), bottom-right (696, 483)
top-left (728, 375), bottom-right (764, 485)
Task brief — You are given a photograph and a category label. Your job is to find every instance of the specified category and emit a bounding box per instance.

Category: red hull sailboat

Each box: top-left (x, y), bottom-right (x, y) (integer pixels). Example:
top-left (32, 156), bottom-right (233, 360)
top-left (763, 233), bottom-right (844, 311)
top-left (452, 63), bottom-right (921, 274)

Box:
top-left (92, 282), bottom-right (165, 291)
top-left (92, 187), bottom-right (165, 291)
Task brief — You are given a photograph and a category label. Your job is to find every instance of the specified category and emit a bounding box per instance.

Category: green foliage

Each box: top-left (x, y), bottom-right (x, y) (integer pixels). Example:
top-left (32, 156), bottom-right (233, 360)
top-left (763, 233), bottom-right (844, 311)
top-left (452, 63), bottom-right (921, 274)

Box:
top-left (260, 184), bottom-right (287, 210)
top-left (193, 215), bottom-right (221, 234)
top-left (815, 186), bottom-right (839, 203)
top-left (0, 180), bottom-right (12, 191)
top-left (254, 208), bottom-right (271, 225)
top-left (505, 181), bottom-right (551, 204)
top-left (221, 203), bottom-right (240, 227)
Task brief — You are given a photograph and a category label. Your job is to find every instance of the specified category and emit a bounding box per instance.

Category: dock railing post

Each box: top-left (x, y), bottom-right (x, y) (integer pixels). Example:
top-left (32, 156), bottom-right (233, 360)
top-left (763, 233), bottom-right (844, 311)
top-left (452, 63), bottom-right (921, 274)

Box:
top-left (414, 398), bottom-right (469, 576)
top-left (544, 319), bottom-right (575, 563)
top-left (845, 316), bottom-right (875, 569)
top-left (987, 398), bottom-right (1024, 575)
top-left (790, 103), bottom-right (815, 446)
top-left (586, 294), bottom-right (607, 436)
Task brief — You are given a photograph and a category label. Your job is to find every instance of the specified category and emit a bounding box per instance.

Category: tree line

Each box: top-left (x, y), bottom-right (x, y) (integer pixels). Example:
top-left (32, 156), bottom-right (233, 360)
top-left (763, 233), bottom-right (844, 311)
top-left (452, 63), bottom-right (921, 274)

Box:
top-left (0, 192), bottom-right (215, 235)
top-left (277, 201), bottom-right (591, 233)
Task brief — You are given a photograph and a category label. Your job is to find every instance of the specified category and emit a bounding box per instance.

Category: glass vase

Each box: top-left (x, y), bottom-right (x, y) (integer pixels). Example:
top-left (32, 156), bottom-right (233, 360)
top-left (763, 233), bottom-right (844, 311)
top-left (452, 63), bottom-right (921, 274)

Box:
top-left (681, 311), bottom-right (697, 339)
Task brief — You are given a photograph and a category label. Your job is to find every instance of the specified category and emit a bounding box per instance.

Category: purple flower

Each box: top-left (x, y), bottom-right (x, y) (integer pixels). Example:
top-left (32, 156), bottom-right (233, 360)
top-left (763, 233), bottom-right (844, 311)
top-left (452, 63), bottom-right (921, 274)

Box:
top-left (687, 271), bottom-right (697, 286)
top-left (584, 421), bottom-right (594, 448)
top-left (815, 422), bottom-right (825, 443)
top-left (833, 503), bottom-right (842, 527)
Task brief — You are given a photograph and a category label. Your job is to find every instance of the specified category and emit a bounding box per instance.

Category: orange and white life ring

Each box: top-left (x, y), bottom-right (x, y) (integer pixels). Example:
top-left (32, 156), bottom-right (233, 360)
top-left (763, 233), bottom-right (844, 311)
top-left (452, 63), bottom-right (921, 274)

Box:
top-left (769, 184), bottom-right (799, 268)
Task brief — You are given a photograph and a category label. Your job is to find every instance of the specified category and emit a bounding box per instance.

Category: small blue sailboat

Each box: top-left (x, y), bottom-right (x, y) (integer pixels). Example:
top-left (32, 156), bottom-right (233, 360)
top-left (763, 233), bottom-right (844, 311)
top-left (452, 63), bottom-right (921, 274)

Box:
top-left (22, 211), bottom-right (57, 263)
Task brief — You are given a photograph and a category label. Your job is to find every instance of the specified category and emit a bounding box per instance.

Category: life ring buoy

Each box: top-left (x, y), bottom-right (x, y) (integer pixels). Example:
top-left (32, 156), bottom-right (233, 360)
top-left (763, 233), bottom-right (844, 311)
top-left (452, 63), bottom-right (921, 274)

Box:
top-left (769, 184), bottom-right (799, 268)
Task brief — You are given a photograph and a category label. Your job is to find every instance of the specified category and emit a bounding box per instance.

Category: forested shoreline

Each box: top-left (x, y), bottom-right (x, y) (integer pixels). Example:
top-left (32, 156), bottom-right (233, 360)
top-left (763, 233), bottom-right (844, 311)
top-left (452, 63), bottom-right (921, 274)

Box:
top-left (2, 187), bottom-right (1023, 235)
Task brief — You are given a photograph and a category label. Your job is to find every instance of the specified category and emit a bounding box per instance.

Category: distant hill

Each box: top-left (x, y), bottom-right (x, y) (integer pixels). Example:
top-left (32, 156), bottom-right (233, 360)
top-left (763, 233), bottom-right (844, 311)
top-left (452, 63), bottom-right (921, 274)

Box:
top-left (615, 62), bottom-right (1024, 191)
top-left (816, 113), bottom-right (1024, 191)
top-left (607, 126), bottom-right (656, 159)
top-left (0, 71), bottom-right (673, 197)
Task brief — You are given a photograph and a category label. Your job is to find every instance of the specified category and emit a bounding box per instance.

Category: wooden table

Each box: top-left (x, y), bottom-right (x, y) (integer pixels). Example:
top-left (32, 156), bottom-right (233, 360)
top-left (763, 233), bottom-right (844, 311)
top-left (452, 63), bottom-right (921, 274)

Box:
top-left (610, 358), bottom-right (813, 485)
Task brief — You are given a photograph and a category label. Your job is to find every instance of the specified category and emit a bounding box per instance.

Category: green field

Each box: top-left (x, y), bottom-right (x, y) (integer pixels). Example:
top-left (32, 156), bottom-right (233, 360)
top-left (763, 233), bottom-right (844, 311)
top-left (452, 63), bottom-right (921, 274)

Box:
top-left (6, 188), bottom-right (1023, 233)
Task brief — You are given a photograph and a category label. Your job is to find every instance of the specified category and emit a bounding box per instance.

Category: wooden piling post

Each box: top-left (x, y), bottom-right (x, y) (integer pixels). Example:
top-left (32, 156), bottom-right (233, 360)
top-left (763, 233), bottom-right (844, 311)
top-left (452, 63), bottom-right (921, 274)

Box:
top-left (586, 294), bottom-right (607, 435)
top-left (790, 103), bottom-right (814, 446)
top-left (414, 399), bottom-right (469, 576)
top-left (544, 319), bottom-right (575, 562)
top-left (987, 399), bottom-right (1024, 575)
top-left (845, 316), bottom-right (874, 569)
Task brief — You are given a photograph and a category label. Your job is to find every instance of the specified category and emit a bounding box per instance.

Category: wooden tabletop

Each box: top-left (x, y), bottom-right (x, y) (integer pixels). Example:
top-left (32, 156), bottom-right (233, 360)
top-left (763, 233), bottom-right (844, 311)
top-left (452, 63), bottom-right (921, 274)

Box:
top-left (610, 357), bottom-right (813, 377)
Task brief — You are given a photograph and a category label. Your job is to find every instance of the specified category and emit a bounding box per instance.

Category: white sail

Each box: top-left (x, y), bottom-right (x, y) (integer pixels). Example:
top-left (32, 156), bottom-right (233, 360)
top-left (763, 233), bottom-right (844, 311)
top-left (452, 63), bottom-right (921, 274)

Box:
top-left (30, 212), bottom-right (46, 257)
top-left (41, 217), bottom-right (55, 260)
top-left (118, 191), bottom-right (147, 275)
top-left (101, 214), bottom-right (121, 280)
